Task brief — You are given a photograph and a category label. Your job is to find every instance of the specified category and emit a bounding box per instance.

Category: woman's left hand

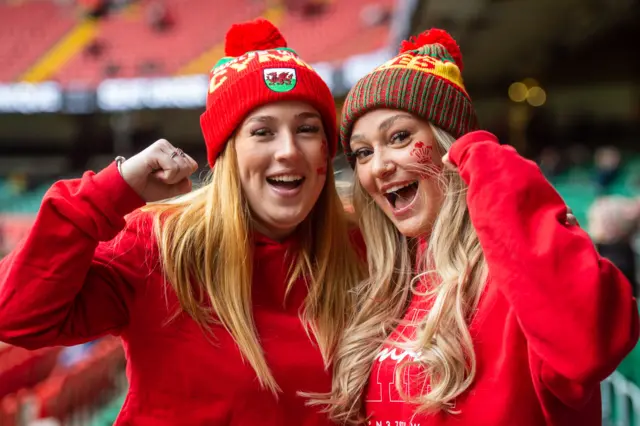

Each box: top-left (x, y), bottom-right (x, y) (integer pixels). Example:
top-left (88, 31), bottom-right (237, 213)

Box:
top-left (442, 152), bottom-right (579, 227)
top-left (442, 152), bottom-right (454, 171)
top-left (566, 207), bottom-right (578, 226)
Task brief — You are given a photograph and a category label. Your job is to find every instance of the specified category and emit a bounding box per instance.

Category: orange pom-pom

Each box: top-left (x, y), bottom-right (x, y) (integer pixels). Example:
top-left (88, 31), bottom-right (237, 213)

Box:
top-left (224, 18), bottom-right (287, 57)
top-left (399, 28), bottom-right (463, 71)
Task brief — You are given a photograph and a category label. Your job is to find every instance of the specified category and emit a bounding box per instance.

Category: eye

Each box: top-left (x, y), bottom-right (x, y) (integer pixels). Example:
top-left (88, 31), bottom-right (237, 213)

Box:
top-left (354, 147), bottom-right (373, 160)
top-left (298, 124), bottom-right (320, 134)
top-left (390, 130), bottom-right (410, 144)
top-left (250, 127), bottom-right (273, 137)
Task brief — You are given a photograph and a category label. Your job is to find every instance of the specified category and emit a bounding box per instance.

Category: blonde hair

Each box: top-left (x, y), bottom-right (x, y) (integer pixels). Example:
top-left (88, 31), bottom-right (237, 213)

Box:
top-left (142, 140), bottom-right (365, 394)
top-left (313, 124), bottom-right (488, 423)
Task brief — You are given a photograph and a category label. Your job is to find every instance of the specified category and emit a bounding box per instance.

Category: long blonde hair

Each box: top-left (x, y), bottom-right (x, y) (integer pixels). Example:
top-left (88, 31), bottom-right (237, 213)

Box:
top-left (142, 140), bottom-right (365, 394)
top-left (314, 124), bottom-right (488, 423)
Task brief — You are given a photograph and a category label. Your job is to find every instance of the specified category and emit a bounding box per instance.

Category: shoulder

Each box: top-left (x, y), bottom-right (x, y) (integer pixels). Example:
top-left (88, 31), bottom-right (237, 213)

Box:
top-left (96, 209), bottom-right (159, 269)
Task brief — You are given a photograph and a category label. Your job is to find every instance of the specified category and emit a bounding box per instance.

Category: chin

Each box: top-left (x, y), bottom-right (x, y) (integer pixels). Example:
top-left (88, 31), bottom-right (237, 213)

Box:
top-left (272, 215), bottom-right (306, 230)
top-left (393, 219), bottom-right (430, 238)
top-left (267, 208), bottom-right (311, 229)
top-left (374, 201), bottom-right (431, 239)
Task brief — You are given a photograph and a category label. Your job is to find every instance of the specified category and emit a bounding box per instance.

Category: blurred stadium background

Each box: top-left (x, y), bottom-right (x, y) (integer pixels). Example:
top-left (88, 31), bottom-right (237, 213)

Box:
top-left (0, 0), bottom-right (639, 424)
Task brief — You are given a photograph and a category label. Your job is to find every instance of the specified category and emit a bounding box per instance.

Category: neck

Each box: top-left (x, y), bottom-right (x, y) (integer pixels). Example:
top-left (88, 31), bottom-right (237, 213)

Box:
top-left (251, 220), bottom-right (297, 243)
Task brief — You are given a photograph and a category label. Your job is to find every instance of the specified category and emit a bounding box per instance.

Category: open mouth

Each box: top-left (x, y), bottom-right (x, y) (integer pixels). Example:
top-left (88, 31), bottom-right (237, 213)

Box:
top-left (384, 181), bottom-right (419, 210)
top-left (266, 175), bottom-right (305, 191)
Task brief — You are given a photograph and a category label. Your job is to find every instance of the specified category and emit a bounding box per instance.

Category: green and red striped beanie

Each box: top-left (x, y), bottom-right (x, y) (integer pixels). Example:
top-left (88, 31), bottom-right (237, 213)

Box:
top-left (340, 28), bottom-right (479, 166)
top-left (200, 18), bottom-right (337, 168)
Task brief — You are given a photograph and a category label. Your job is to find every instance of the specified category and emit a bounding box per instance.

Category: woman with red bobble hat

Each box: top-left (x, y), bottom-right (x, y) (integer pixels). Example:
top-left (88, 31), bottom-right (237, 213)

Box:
top-left (0, 19), bottom-right (365, 425)
top-left (313, 29), bottom-right (639, 424)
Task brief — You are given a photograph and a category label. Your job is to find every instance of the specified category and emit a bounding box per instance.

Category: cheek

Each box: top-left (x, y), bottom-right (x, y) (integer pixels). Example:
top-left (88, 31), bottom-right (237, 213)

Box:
top-left (422, 179), bottom-right (444, 206)
top-left (409, 141), bottom-right (432, 164)
top-left (236, 150), bottom-right (267, 184)
top-left (409, 141), bottom-right (442, 176)
top-left (356, 166), bottom-right (378, 197)
top-left (316, 138), bottom-right (328, 176)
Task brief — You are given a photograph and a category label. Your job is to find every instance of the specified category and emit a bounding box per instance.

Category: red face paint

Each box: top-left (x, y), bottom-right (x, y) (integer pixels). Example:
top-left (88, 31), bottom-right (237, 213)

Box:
top-left (317, 139), bottom-right (328, 176)
top-left (410, 141), bottom-right (441, 178)
top-left (410, 141), bottom-right (433, 165)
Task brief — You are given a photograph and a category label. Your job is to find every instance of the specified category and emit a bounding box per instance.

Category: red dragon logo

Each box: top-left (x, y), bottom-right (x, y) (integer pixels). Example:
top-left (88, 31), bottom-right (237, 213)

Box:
top-left (265, 71), bottom-right (294, 86)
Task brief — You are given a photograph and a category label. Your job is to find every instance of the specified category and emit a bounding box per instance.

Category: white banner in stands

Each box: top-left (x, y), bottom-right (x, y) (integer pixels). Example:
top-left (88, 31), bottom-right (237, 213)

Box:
top-left (0, 82), bottom-right (63, 113)
top-left (342, 48), bottom-right (393, 88)
top-left (97, 75), bottom-right (209, 111)
top-left (310, 62), bottom-right (334, 91)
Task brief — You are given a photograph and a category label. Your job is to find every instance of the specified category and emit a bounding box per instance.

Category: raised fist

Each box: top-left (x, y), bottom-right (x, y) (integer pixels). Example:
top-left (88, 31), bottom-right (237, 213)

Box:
top-left (119, 139), bottom-right (199, 202)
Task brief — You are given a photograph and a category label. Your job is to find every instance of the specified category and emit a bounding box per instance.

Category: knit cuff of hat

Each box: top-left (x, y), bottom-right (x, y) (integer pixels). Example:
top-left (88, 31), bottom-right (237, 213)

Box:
top-left (339, 29), bottom-right (479, 167)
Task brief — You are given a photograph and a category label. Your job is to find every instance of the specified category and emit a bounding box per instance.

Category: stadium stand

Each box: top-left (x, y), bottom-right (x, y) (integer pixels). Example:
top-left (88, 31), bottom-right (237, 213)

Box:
top-left (53, 0), bottom-right (267, 86)
top-left (0, 337), bottom-right (125, 425)
top-left (0, 1), bottom-right (76, 82)
top-left (0, 0), bottom-right (395, 87)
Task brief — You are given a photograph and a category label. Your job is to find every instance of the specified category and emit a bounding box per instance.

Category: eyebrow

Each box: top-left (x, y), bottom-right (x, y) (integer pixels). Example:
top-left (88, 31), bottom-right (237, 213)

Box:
top-left (350, 133), bottom-right (365, 146)
top-left (350, 113), bottom-right (414, 147)
top-left (379, 113), bottom-right (414, 133)
top-left (246, 112), bottom-right (321, 124)
top-left (246, 115), bottom-right (273, 124)
top-left (295, 112), bottom-right (322, 120)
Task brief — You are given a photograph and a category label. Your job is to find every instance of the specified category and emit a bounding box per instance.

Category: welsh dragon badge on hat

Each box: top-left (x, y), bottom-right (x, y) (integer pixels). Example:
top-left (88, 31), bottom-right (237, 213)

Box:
top-left (263, 68), bottom-right (297, 92)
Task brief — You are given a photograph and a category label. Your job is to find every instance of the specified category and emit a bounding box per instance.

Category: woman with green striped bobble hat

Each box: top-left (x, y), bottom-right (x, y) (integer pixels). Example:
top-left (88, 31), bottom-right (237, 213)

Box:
top-left (315, 28), bottom-right (638, 425)
top-left (0, 18), bottom-right (366, 425)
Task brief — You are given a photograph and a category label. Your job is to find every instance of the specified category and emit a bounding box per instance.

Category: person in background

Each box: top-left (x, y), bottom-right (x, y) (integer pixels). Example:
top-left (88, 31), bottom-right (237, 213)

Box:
top-left (594, 146), bottom-right (622, 195)
top-left (0, 18), bottom-right (365, 425)
top-left (589, 195), bottom-right (640, 297)
top-left (313, 28), bottom-right (639, 425)
top-left (538, 146), bottom-right (565, 179)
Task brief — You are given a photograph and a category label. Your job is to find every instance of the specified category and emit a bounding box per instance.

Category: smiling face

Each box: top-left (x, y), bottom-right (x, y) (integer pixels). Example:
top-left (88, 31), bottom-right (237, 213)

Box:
top-left (350, 109), bottom-right (445, 238)
top-left (235, 101), bottom-right (329, 241)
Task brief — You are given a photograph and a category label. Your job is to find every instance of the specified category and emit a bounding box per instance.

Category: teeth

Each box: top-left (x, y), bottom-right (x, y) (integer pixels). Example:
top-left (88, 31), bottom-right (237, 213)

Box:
top-left (384, 181), bottom-right (417, 194)
top-left (269, 175), bottom-right (303, 182)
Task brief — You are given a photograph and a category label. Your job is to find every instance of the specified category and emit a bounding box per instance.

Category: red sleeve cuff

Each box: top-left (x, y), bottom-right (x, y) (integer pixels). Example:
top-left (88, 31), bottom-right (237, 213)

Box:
top-left (92, 162), bottom-right (146, 218)
top-left (448, 130), bottom-right (500, 167)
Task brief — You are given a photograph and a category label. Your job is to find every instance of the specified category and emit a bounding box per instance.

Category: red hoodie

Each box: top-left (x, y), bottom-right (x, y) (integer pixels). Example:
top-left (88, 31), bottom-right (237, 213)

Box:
top-left (0, 164), bottom-right (337, 425)
top-left (365, 131), bottom-right (639, 426)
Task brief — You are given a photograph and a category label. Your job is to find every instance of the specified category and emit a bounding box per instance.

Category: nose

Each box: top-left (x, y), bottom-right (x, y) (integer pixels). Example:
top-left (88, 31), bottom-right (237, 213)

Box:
top-left (371, 149), bottom-right (395, 179)
top-left (273, 130), bottom-right (300, 162)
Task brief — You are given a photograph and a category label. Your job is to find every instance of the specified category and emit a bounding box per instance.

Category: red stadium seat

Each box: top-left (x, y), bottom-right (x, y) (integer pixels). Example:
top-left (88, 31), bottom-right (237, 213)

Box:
top-left (0, 1), bottom-right (75, 82)
top-left (0, 347), bottom-right (62, 399)
top-left (0, 395), bottom-right (18, 426)
top-left (32, 338), bottom-right (125, 421)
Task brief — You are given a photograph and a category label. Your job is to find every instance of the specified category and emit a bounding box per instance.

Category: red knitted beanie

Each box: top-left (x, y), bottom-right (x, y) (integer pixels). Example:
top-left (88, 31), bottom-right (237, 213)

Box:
top-left (200, 18), bottom-right (337, 168)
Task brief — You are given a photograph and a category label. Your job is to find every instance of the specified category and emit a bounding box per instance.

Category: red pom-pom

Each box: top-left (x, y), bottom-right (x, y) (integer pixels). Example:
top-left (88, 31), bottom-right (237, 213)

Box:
top-left (224, 18), bottom-right (288, 57)
top-left (399, 28), bottom-right (463, 71)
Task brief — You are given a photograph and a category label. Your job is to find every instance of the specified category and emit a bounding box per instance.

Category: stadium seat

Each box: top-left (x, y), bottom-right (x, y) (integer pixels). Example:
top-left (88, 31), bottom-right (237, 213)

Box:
top-left (0, 1), bottom-right (75, 81)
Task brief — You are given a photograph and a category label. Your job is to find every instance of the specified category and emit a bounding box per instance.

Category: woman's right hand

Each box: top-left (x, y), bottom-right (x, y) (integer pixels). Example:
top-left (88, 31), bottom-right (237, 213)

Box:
top-left (119, 139), bottom-right (199, 202)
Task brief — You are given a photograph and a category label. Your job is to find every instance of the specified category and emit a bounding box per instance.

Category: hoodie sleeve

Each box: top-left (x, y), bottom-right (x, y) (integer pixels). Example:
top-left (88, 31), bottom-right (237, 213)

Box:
top-left (448, 131), bottom-right (639, 401)
top-left (0, 163), bottom-right (149, 349)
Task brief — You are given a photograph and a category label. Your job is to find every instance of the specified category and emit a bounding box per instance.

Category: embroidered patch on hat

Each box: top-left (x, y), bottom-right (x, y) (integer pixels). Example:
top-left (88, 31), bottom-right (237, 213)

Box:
top-left (263, 68), bottom-right (297, 92)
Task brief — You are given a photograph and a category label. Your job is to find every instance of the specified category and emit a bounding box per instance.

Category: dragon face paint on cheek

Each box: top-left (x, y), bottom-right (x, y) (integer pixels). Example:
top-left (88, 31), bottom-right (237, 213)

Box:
top-left (317, 138), bottom-right (328, 176)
